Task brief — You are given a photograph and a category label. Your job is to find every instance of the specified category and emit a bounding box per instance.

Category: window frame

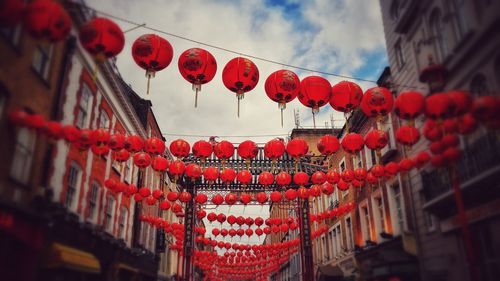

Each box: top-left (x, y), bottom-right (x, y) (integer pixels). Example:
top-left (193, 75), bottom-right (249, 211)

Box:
top-left (10, 128), bottom-right (36, 185)
top-left (31, 43), bottom-right (54, 81)
top-left (104, 195), bottom-right (116, 233)
top-left (75, 83), bottom-right (93, 128)
top-left (65, 162), bottom-right (82, 210)
top-left (88, 181), bottom-right (100, 221)
top-left (118, 206), bottom-right (128, 240)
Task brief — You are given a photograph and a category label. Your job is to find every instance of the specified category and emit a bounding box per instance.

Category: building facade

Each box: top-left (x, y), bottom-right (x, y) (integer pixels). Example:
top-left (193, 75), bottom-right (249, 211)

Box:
top-left (379, 1), bottom-right (500, 280)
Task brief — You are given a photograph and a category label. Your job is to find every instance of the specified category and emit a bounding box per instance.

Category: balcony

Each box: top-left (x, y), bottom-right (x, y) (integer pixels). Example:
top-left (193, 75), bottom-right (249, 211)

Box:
top-left (422, 132), bottom-right (500, 217)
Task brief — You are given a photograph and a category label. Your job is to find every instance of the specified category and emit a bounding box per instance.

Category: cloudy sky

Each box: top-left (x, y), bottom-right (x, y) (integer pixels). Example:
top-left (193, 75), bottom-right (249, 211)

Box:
top-left (84, 0), bottom-right (388, 242)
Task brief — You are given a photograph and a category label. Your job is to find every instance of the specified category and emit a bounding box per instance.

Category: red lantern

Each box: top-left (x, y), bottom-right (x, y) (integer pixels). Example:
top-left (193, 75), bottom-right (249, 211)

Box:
top-left (329, 81), bottom-right (363, 113)
top-left (160, 200), bottom-right (171, 211)
top-left (212, 228), bottom-right (220, 237)
top-left (220, 168), bottom-right (236, 185)
top-left (0, 0), bottom-right (25, 27)
top-left (227, 215), bottom-right (237, 225)
top-left (225, 193), bottom-right (238, 205)
top-left (442, 118), bottom-right (458, 134)
top-left (108, 133), bottom-right (125, 150)
top-left (366, 172), bottom-right (378, 185)
top-left (245, 229), bottom-right (254, 237)
top-left (298, 76), bottom-right (332, 125)
top-left (284, 189), bottom-right (297, 201)
top-left (138, 187), bottom-right (151, 198)
top-left (384, 162), bottom-right (399, 176)
top-left (79, 17), bottom-right (125, 62)
top-left (399, 158), bottom-right (414, 172)
top-left (170, 139), bottom-right (190, 158)
top-left (125, 135), bottom-right (144, 153)
top-left (145, 196), bottom-right (157, 206)
top-left (364, 129), bottom-right (388, 150)
top-left (237, 170), bottom-right (252, 185)
top-left (240, 193), bottom-right (252, 205)
top-left (25, 114), bottom-right (46, 131)
top-left (217, 213), bottom-right (226, 224)
top-left (370, 164), bottom-right (385, 178)
top-left (166, 191), bottom-right (179, 202)
top-left (424, 120), bottom-right (443, 141)
top-left (395, 125), bottom-right (420, 146)
top-left (326, 170), bottom-right (340, 184)
top-left (185, 163), bottom-right (202, 181)
top-left (309, 185), bottom-right (321, 197)
top-left (168, 160), bottom-right (185, 179)
top-left (61, 125), bottom-right (80, 143)
top-left (152, 189), bottom-right (163, 199)
top-left (195, 194), bottom-right (208, 204)
top-left (341, 169), bottom-right (354, 182)
top-left (317, 134), bottom-right (340, 156)
top-left (145, 137), bottom-right (165, 155)
top-left (192, 140), bottom-right (213, 160)
top-left (297, 187), bottom-right (309, 199)
top-left (203, 166), bottom-right (219, 183)
top-left (425, 93), bottom-right (454, 120)
top-left (264, 70), bottom-right (301, 125)
top-left (442, 134), bottom-right (459, 148)
top-left (443, 147), bottom-right (461, 163)
top-left (353, 168), bottom-right (367, 181)
top-left (286, 138), bottom-right (309, 159)
top-left (337, 179), bottom-right (349, 191)
top-left (178, 48), bottom-right (217, 107)
top-left (258, 171), bottom-right (274, 187)
top-left (458, 113), bottom-right (478, 135)
top-left (212, 194), bottom-right (224, 206)
top-left (275, 172), bottom-right (292, 188)
top-left (214, 141), bottom-right (235, 161)
top-left (255, 192), bottom-right (268, 204)
top-left (151, 156), bottom-right (169, 172)
top-left (112, 149), bottom-right (130, 162)
top-left (448, 91), bottom-right (472, 116)
top-left (222, 57), bottom-right (259, 117)
top-left (255, 217), bottom-right (264, 227)
top-left (322, 182), bottom-right (334, 195)
top-left (255, 228), bottom-right (263, 237)
top-left (237, 140), bottom-right (258, 162)
top-left (361, 87), bottom-right (394, 117)
top-left (311, 171), bottom-right (326, 184)
top-left (431, 155), bottom-right (445, 167)
top-left (207, 212), bottom-right (217, 223)
top-left (264, 138), bottom-right (285, 160)
top-left (179, 191), bottom-right (192, 203)
top-left (293, 172), bottom-right (309, 186)
top-left (472, 95), bottom-right (500, 123)
top-left (133, 152), bottom-right (152, 168)
top-left (394, 91), bottom-right (425, 121)
top-left (270, 191), bottom-right (282, 203)
top-left (24, 0), bottom-right (71, 42)
top-left (43, 121), bottom-right (63, 139)
top-left (341, 133), bottom-right (364, 154)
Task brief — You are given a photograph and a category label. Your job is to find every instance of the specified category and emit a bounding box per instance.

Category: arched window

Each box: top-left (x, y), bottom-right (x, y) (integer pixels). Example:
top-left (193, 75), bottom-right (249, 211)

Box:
top-left (430, 9), bottom-right (449, 62)
top-left (10, 128), bottom-right (36, 185)
top-left (470, 74), bottom-right (489, 96)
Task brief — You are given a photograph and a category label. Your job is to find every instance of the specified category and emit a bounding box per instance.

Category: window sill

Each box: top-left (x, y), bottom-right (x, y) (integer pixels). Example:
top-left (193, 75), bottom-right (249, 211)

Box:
top-left (8, 175), bottom-right (31, 190)
top-left (30, 67), bottom-right (51, 89)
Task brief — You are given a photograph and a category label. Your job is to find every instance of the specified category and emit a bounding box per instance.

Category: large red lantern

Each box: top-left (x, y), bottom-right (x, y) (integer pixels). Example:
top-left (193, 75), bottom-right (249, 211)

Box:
top-left (178, 48), bottom-right (217, 107)
top-left (195, 194), bottom-right (208, 204)
top-left (151, 155), bottom-right (169, 172)
top-left (329, 81), bottom-right (363, 113)
top-left (220, 168), bottom-right (236, 185)
top-left (286, 138), bottom-right (308, 161)
top-left (255, 192), bottom-right (268, 204)
top-left (212, 194), bottom-right (224, 206)
top-left (275, 172), bottom-right (292, 188)
top-left (311, 171), bottom-right (326, 184)
top-left (395, 125), bottom-right (420, 146)
top-left (168, 160), bottom-right (185, 180)
top-left (270, 191), bottom-right (282, 203)
top-left (364, 129), bottom-right (388, 151)
top-left (192, 140), bottom-right (213, 160)
top-left (399, 158), bottom-right (414, 172)
top-left (322, 182), bottom-right (334, 195)
top-left (166, 191), bottom-right (179, 202)
top-left (125, 135), bottom-right (144, 153)
top-left (264, 138), bottom-right (285, 164)
top-left (237, 170), bottom-right (252, 185)
top-left (108, 133), bottom-right (125, 150)
top-left (448, 91), bottom-right (472, 116)
top-left (24, 0), bottom-right (71, 42)
top-left (185, 163), bottom-right (202, 181)
top-left (179, 191), bottom-right (192, 203)
top-left (203, 167), bottom-right (219, 184)
top-left (425, 93), bottom-right (454, 120)
top-left (326, 170), bottom-right (340, 184)
top-left (132, 34), bottom-right (173, 95)
top-left (341, 133), bottom-right (364, 154)
top-left (222, 57), bottom-right (259, 117)
top-left (237, 140), bottom-right (258, 164)
top-left (341, 169), bottom-right (354, 182)
top-left (170, 139), bottom-right (190, 158)
top-left (353, 168), bottom-right (367, 181)
top-left (264, 70), bottom-right (301, 126)
top-left (394, 91), bottom-right (425, 121)
top-left (298, 76), bottom-right (332, 126)
top-left (240, 193), bottom-right (252, 205)
top-left (225, 193), bottom-right (238, 205)
top-left (472, 95), bottom-right (500, 123)
top-left (284, 189), bottom-right (297, 201)
top-left (79, 17), bottom-right (125, 62)
top-left (112, 149), bottom-right (130, 162)
top-left (144, 137), bottom-right (165, 155)
top-left (317, 134), bottom-right (340, 156)
top-left (361, 87), bottom-right (394, 118)
top-left (258, 171), bottom-right (274, 187)
top-left (293, 172), bottom-right (309, 186)
top-left (297, 187), bottom-right (309, 199)
top-left (75, 129), bottom-right (92, 150)
top-left (214, 141), bottom-right (235, 162)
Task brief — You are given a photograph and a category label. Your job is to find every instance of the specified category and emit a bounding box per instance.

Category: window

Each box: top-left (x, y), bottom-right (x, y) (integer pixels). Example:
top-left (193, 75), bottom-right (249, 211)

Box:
top-left (452, 0), bottom-right (469, 39)
top-left (390, 0), bottom-right (401, 21)
top-left (321, 236), bottom-right (327, 261)
top-left (104, 195), bottom-right (116, 232)
top-left (372, 194), bottom-right (386, 240)
top-left (425, 211), bottom-right (437, 232)
top-left (345, 216), bottom-right (354, 250)
top-left (359, 204), bottom-right (372, 244)
top-left (354, 151), bottom-right (363, 169)
top-left (470, 74), bottom-right (489, 96)
top-left (335, 224), bottom-right (342, 256)
top-left (65, 163), bottom-right (81, 209)
top-left (76, 83), bottom-right (92, 128)
top-left (118, 206), bottom-right (128, 239)
top-left (388, 181), bottom-right (405, 235)
top-left (339, 158), bottom-right (349, 198)
top-left (32, 43), bottom-right (53, 80)
top-left (328, 230), bottom-right (334, 259)
top-left (1, 24), bottom-right (22, 47)
top-left (98, 109), bottom-right (110, 130)
top-left (365, 145), bottom-right (378, 168)
top-left (10, 128), bottom-right (36, 184)
top-left (395, 40), bottom-right (405, 69)
top-left (88, 181), bottom-right (100, 220)
top-left (430, 9), bottom-right (449, 62)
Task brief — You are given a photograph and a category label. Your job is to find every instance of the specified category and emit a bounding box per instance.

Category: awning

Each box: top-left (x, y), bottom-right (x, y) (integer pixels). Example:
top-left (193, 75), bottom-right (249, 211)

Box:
top-left (45, 243), bottom-right (101, 274)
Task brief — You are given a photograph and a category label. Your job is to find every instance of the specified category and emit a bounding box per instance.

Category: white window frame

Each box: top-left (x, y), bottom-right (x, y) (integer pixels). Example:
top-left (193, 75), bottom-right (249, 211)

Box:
top-left (65, 162), bottom-right (82, 211)
top-left (88, 181), bottom-right (100, 222)
top-left (371, 188), bottom-right (386, 242)
top-left (76, 83), bottom-right (93, 128)
top-left (118, 206), bottom-right (128, 240)
top-left (345, 214), bottom-right (354, 251)
top-left (98, 109), bottom-right (110, 130)
top-left (334, 221), bottom-right (343, 258)
top-left (104, 195), bottom-right (116, 233)
top-left (386, 175), bottom-right (407, 236)
top-left (0, 24), bottom-right (22, 47)
top-left (32, 43), bottom-right (53, 80)
top-left (10, 128), bottom-right (36, 185)
top-left (359, 200), bottom-right (371, 245)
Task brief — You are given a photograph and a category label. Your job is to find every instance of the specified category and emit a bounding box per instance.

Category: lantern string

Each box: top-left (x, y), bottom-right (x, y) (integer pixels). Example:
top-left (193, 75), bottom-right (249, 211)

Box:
top-left (74, 2), bottom-right (425, 90)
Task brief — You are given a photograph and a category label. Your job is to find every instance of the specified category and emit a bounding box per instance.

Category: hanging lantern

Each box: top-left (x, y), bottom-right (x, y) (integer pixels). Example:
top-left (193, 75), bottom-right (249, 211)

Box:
top-left (23, 0), bottom-right (71, 42)
top-left (220, 168), bottom-right (236, 185)
top-left (151, 156), bottom-right (169, 172)
top-left (160, 200), bottom-right (171, 211)
top-left (108, 133), bottom-right (126, 150)
top-left (222, 57), bottom-right (259, 117)
top-left (214, 141), bottom-right (235, 163)
top-left (441, 134), bottom-right (459, 148)
top-left (258, 171), bottom-right (274, 187)
top-left (255, 192), bottom-right (268, 204)
top-left (443, 147), bottom-right (462, 164)
top-left (370, 164), bottom-right (385, 178)
top-left (394, 91), bottom-right (425, 122)
top-left (0, 0), bottom-right (25, 27)
top-left (270, 191), bottom-right (282, 203)
top-left (341, 133), bottom-right (364, 154)
top-left (264, 70), bottom-right (301, 126)
top-left (203, 166), bottom-right (219, 184)
top-left (337, 179), bottom-right (349, 191)
top-left (361, 86), bottom-right (394, 118)
top-left (384, 162), bottom-right (399, 176)
top-left (298, 76), bottom-right (332, 127)
top-left (442, 119), bottom-right (458, 134)
top-left (311, 171), bottom-right (326, 184)
top-left (264, 138), bottom-right (285, 160)
top-left (341, 169), bottom-right (354, 182)
top-left (225, 193), bottom-right (238, 205)
top-left (144, 137), bottom-right (166, 155)
top-left (178, 48), bottom-right (217, 107)
top-left (75, 129), bottom-right (92, 150)
top-left (293, 172), bottom-right (309, 186)
top-left (284, 188), bottom-right (297, 201)
top-left (43, 121), bottom-right (63, 140)
top-left (112, 149), bottom-right (130, 162)
top-left (448, 91), bottom-right (472, 116)
top-left (419, 57), bottom-right (448, 93)
top-left (430, 141), bottom-right (444, 155)
top-left (179, 191), bottom-right (192, 203)
top-left (192, 140), bottom-right (213, 161)
top-left (145, 196), bottom-right (157, 206)
top-left (326, 170), bottom-right (340, 184)
top-left (309, 185), bottom-right (321, 197)
top-left (395, 125), bottom-right (420, 146)
top-left (353, 168), bottom-right (367, 181)
top-left (207, 212), bottom-right (217, 223)
top-left (237, 170), bottom-right (252, 185)
top-left (275, 171), bottom-right (292, 188)
top-left (458, 113), bottom-right (478, 135)
top-left (166, 191), bottom-right (179, 202)
top-left (317, 134), bottom-right (340, 156)
top-left (170, 139), bottom-right (190, 158)
top-left (255, 228), bottom-right (263, 237)
top-left (237, 140), bottom-right (258, 167)
top-left (425, 93), bottom-right (454, 120)
top-left (423, 119), bottom-right (443, 141)
top-left (471, 95), bottom-right (500, 123)
top-left (366, 172), bottom-right (378, 185)
top-left (364, 129), bottom-right (388, 150)
top-left (217, 213), bottom-right (226, 224)
top-left (212, 228), bottom-right (220, 237)
top-left (286, 138), bottom-right (308, 169)
top-left (132, 34), bottom-right (173, 95)
top-left (329, 81), bottom-right (363, 113)
top-left (125, 135), bottom-right (144, 153)
top-left (431, 155), bottom-right (445, 167)
top-left (168, 160), bottom-right (185, 181)
top-left (399, 158), bottom-right (414, 172)
top-left (79, 17), bottom-right (125, 62)
top-left (322, 182), bottom-right (334, 195)
top-left (297, 187), bottom-right (309, 199)
top-left (212, 194), bottom-right (224, 206)
top-left (195, 194), bottom-right (208, 205)
top-left (240, 193), bottom-right (252, 205)
top-left (25, 114), bottom-right (46, 131)
top-left (185, 163), bottom-right (202, 181)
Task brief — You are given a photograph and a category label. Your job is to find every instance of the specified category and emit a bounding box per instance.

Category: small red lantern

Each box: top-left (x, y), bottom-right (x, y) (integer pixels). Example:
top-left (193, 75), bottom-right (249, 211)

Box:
top-left (225, 193), bottom-right (238, 205)
top-left (370, 164), bottom-right (385, 178)
top-left (471, 95), bottom-right (500, 123)
top-left (222, 57), bottom-right (259, 117)
top-left (399, 158), bottom-right (414, 172)
top-left (361, 87), bottom-right (394, 118)
top-left (275, 171), bottom-right (292, 188)
top-left (448, 91), bottom-right (472, 116)
top-left (138, 187), bottom-right (151, 198)
top-left (322, 182), bottom-right (334, 195)
top-left (108, 133), bottom-right (126, 150)
top-left (442, 119), bottom-right (458, 134)
top-left (293, 172), bottom-right (309, 186)
top-left (160, 200), bottom-right (171, 211)
top-left (264, 70), bottom-right (301, 125)
top-left (264, 138), bottom-right (286, 161)
top-left (245, 228), bottom-right (254, 237)
top-left (326, 170), bottom-right (340, 184)
top-left (309, 185), bottom-right (321, 197)
top-left (384, 162), bottom-right (399, 176)
top-left (364, 129), bottom-right (388, 150)
top-left (255, 192), bottom-right (268, 204)
top-left (270, 191), bottom-right (282, 203)
top-left (145, 137), bottom-right (165, 155)
top-left (298, 76), bottom-right (332, 126)
top-left (341, 133), bottom-right (364, 154)
top-left (220, 168), bottom-right (236, 185)
top-left (195, 194), bottom-right (208, 204)
top-left (133, 152), bottom-right (152, 168)
top-left (185, 163), bottom-right (202, 181)
top-left (237, 170), bottom-right (252, 185)
top-left (172, 203), bottom-right (183, 214)
top-left (366, 172), bottom-right (378, 185)
top-left (62, 125), bottom-right (80, 143)
top-left (179, 191), bottom-right (192, 203)
top-left (24, 0), bottom-right (71, 42)
top-left (317, 134), bottom-right (340, 156)
top-left (145, 196), bottom-right (157, 206)
top-left (423, 120), bottom-right (443, 141)
top-left (442, 134), bottom-right (459, 148)
top-left (207, 212), bottom-right (217, 223)
top-left (178, 48), bottom-right (217, 107)
top-left (284, 189), bottom-right (297, 201)
top-left (237, 140), bottom-right (258, 164)
top-left (212, 194), bottom-right (224, 206)
top-left (425, 93), bottom-right (454, 120)
top-left (341, 169), bottom-right (354, 182)
top-left (458, 113), bottom-right (478, 135)
top-left (125, 135), bottom-right (144, 153)
top-left (112, 149), bottom-right (130, 162)
top-left (286, 138), bottom-right (309, 159)
top-left (79, 17), bottom-right (125, 62)
top-left (394, 91), bottom-right (425, 121)
top-left (353, 168), bottom-right (367, 181)
top-left (431, 155), bottom-right (445, 167)
top-left (203, 166), bottom-right (219, 183)
top-left (212, 228), bottom-right (220, 237)
top-left (337, 179), bottom-right (349, 191)
top-left (240, 193), bottom-right (252, 205)
top-left (44, 121), bottom-right (63, 139)
top-left (168, 160), bottom-right (185, 180)
top-left (132, 34), bottom-right (173, 95)
top-left (430, 141), bottom-right (444, 155)
top-left (192, 140), bottom-right (213, 160)
top-left (258, 171), bottom-right (274, 187)
top-left (151, 156), bottom-right (169, 172)
top-left (170, 139), bottom-right (190, 158)
top-left (214, 141), bottom-right (235, 161)
top-left (395, 125), bottom-right (420, 146)
top-left (443, 147), bottom-right (462, 164)
top-left (166, 191), bottom-right (179, 202)
top-left (152, 189), bottom-right (163, 199)
top-left (297, 187), bottom-right (309, 199)
top-left (329, 81), bottom-right (363, 113)
top-left (311, 171), bottom-right (326, 184)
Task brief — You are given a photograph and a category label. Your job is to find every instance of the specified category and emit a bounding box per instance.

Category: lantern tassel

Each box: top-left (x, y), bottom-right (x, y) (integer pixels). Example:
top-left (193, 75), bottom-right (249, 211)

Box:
top-left (237, 92), bottom-right (244, 118)
top-left (193, 84), bottom-right (201, 108)
top-left (281, 108), bottom-right (284, 127)
top-left (146, 74), bottom-right (151, 95)
top-left (92, 62), bottom-right (99, 82)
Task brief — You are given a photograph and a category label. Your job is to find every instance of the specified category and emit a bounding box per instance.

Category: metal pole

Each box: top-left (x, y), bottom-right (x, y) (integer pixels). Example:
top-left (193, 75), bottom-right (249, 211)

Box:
top-left (298, 198), bottom-right (314, 281)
